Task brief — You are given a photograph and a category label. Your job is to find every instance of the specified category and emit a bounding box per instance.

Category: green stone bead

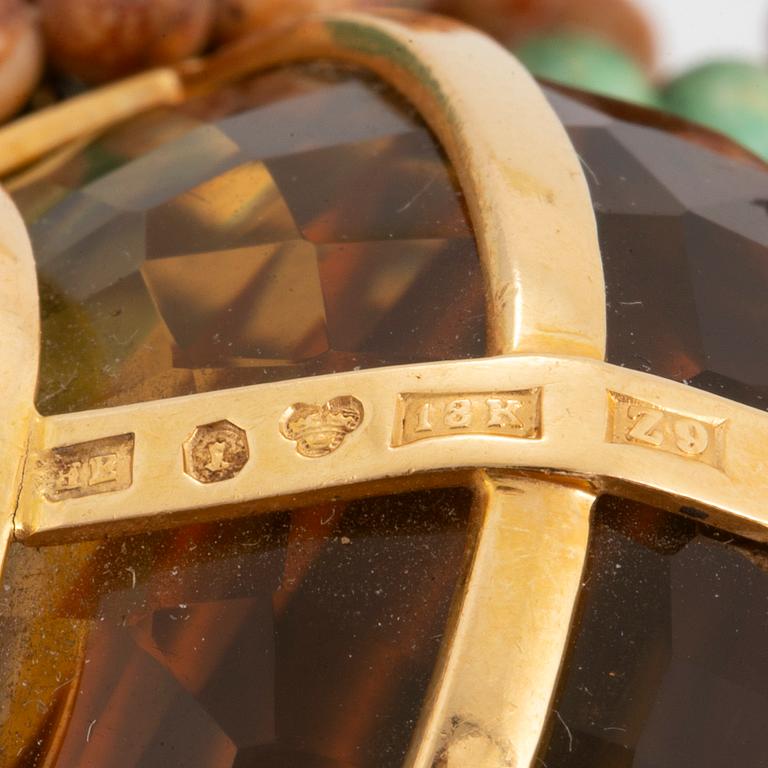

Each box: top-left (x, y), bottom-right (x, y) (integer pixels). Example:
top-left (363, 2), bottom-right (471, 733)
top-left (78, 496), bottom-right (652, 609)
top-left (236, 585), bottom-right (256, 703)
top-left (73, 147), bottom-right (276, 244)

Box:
top-left (662, 61), bottom-right (768, 161)
top-left (515, 32), bottom-right (659, 107)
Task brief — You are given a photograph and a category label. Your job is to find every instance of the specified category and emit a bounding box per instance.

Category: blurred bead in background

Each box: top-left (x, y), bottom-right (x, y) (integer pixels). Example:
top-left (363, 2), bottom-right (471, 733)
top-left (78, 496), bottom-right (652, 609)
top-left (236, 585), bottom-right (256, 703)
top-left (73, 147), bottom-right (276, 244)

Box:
top-left (40, 0), bottom-right (215, 82)
top-left (214, 0), bottom-right (355, 44)
top-left (1, 0), bottom-right (767, 161)
top-left (662, 60), bottom-right (768, 162)
top-left (515, 32), bottom-right (657, 106)
top-left (434, 0), bottom-right (655, 68)
top-left (0, 0), bottom-right (43, 122)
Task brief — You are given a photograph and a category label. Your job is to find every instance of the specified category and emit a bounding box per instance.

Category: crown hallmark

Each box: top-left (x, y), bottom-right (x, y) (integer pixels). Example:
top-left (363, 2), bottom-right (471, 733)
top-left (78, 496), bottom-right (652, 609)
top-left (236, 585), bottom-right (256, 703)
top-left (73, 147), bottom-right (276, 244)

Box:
top-left (279, 396), bottom-right (364, 458)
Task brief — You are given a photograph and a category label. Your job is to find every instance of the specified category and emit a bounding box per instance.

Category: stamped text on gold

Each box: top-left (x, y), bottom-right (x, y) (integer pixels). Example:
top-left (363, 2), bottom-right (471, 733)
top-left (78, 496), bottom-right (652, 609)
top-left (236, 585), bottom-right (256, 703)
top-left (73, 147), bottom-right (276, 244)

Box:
top-left (42, 433), bottom-right (135, 501)
top-left (608, 392), bottom-right (726, 469)
top-left (393, 390), bottom-right (541, 447)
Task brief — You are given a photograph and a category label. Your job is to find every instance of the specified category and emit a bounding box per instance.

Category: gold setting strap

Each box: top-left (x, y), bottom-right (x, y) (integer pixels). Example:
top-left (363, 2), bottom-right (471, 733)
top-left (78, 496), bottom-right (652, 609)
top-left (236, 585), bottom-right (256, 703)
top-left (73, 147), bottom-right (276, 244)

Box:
top-left (15, 355), bottom-right (768, 545)
top-left (0, 10), bottom-right (758, 768)
top-left (0, 186), bottom-right (39, 580)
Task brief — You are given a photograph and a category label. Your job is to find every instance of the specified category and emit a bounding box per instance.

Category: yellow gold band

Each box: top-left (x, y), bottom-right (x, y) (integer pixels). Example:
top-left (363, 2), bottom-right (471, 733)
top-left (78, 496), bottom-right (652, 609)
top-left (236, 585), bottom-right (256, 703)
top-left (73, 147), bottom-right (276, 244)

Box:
top-left (18, 354), bottom-right (768, 545)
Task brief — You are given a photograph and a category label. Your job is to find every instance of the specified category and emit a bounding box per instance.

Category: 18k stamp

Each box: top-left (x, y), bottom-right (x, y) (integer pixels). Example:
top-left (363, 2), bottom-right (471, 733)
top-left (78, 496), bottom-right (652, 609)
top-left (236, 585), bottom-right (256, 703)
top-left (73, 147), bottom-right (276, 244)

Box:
top-left (393, 390), bottom-right (541, 447)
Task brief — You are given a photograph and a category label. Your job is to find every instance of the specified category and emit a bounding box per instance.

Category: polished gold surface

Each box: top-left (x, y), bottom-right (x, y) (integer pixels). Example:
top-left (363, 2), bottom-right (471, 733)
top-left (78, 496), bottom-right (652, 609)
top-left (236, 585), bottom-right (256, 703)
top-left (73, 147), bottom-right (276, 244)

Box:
top-left (405, 474), bottom-right (594, 768)
top-left (16, 355), bottom-right (768, 547)
top-left (0, 187), bottom-right (39, 580)
top-left (0, 9), bottom-right (762, 768)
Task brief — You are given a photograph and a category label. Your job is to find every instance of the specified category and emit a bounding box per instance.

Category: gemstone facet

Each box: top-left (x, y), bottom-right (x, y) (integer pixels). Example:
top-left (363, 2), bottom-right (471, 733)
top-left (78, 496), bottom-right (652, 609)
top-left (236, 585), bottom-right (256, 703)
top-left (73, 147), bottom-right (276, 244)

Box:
top-left (3, 50), bottom-right (768, 768)
top-left (12, 65), bottom-right (484, 416)
top-left (549, 89), bottom-right (768, 411)
top-left (0, 488), bottom-right (472, 767)
top-left (537, 496), bottom-right (768, 768)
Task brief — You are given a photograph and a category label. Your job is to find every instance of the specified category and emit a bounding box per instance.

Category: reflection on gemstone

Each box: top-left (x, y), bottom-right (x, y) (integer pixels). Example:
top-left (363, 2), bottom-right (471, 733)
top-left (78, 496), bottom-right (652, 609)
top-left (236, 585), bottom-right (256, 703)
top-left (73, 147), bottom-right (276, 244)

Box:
top-left (550, 90), bottom-right (768, 411)
top-left (10, 66), bottom-right (484, 416)
top-left (536, 496), bottom-right (768, 768)
top-left (0, 488), bottom-right (472, 767)
top-left (17, 68), bottom-right (768, 415)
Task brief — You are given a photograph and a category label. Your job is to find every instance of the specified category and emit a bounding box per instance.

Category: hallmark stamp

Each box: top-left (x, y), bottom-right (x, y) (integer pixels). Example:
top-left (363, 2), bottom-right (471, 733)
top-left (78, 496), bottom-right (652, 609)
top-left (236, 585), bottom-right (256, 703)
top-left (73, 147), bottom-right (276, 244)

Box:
top-left (183, 420), bottom-right (249, 483)
top-left (280, 396), bottom-right (364, 457)
top-left (607, 392), bottom-right (725, 468)
top-left (393, 389), bottom-right (541, 447)
top-left (43, 433), bottom-right (134, 502)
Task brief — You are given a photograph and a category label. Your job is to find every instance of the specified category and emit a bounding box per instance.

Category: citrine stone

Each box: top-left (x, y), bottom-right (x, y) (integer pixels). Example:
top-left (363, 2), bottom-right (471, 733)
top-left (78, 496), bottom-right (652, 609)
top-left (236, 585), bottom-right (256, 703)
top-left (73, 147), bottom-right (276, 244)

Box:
top-left (537, 496), bottom-right (768, 767)
top-left (0, 64), bottom-right (484, 768)
top-left (11, 65), bottom-right (484, 416)
top-left (0, 489), bottom-right (471, 767)
top-left (14, 69), bottom-right (768, 416)
top-left (2, 52), bottom-right (768, 768)
top-left (548, 89), bottom-right (768, 411)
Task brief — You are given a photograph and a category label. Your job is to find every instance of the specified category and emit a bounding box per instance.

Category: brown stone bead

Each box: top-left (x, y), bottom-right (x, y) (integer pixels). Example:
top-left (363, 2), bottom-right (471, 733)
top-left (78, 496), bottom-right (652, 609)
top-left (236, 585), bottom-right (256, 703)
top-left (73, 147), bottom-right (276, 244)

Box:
top-left (40, 0), bottom-right (215, 83)
top-left (0, 487), bottom-right (472, 766)
top-left (435, 0), bottom-right (655, 69)
top-left (213, 0), bottom-right (352, 44)
top-left (212, 0), bottom-right (435, 44)
top-left (536, 495), bottom-right (768, 768)
top-left (11, 64), bottom-right (484, 416)
top-left (0, 0), bottom-right (44, 121)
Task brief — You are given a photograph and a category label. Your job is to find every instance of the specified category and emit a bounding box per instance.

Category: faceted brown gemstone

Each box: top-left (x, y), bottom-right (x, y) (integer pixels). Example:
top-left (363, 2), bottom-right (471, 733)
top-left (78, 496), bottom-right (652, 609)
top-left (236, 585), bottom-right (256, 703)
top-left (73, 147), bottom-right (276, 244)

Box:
top-left (11, 65), bottom-right (484, 416)
top-left (536, 496), bottom-right (768, 768)
top-left (3, 45), bottom-right (768, 768)
top-left (0, 63), bottom-right (484, 768)
top-left (548, 89), bottom-right (768, 411)
top-left (0, 488), bottom-right (472, 767)
top-left (16, 70), bottom-right (768, 415)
